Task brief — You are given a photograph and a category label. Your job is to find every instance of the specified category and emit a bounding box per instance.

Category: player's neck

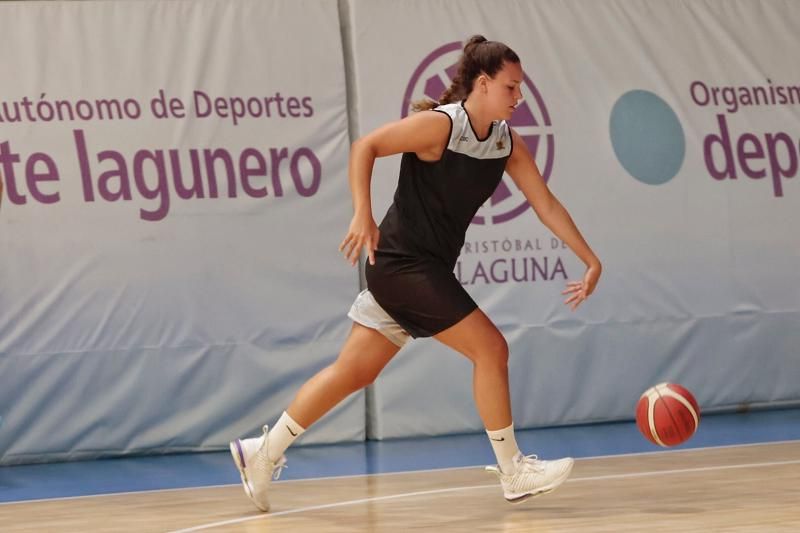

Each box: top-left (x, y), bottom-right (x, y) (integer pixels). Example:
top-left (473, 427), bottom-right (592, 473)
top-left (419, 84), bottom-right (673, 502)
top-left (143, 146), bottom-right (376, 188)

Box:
top-left (462, 99), bottom-right (493, 139)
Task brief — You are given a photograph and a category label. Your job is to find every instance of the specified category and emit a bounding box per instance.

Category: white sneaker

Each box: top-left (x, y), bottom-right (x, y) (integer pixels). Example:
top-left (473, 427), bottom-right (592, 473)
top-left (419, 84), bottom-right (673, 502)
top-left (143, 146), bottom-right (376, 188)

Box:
top-left (486, 452), bottom-right (574, 503)
top-left (229, 425), bottom-right (287, 512)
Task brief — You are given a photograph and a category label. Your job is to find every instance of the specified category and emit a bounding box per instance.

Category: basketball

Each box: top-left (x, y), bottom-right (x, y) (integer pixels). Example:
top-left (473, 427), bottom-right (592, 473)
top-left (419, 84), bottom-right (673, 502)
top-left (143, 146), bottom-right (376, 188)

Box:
top-left (636, 382), bottom-right (700, 447)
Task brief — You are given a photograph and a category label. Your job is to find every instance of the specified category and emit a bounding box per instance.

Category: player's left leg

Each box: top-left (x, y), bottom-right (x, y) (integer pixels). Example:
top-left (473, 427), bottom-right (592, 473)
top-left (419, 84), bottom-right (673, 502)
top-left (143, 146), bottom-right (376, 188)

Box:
top-left (434, 308), bottom-right (573, 503)
top-left (230, 322), bottom-right (402, 511)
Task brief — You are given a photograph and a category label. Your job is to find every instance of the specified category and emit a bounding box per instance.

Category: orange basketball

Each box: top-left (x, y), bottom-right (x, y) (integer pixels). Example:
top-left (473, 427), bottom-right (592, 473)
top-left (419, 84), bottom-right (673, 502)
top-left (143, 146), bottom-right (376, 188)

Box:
top-left (636, 382), bottom-right (700, 447)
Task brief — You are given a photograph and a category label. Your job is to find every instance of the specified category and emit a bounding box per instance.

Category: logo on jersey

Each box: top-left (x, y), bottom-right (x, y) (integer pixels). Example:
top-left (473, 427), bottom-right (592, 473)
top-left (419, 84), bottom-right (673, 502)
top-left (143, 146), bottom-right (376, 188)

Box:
top-left (402, 41), bottom-right (555, 225)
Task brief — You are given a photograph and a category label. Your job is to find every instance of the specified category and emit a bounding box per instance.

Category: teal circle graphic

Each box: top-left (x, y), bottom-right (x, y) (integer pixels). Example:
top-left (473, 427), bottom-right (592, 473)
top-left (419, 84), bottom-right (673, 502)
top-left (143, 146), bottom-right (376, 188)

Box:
top-left (609, 90), bottom-right (685, 185)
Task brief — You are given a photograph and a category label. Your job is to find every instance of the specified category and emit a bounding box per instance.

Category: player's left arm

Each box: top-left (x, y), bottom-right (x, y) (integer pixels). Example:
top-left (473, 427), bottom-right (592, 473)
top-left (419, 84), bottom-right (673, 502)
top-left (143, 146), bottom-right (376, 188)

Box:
top-left (504, 128), bottom-right (602, 309)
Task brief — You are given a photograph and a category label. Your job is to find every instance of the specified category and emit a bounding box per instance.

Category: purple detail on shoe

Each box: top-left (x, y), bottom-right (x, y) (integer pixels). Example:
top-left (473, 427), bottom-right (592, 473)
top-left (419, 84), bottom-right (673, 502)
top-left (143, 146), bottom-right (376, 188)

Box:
top-left (234, 440), bottom-right (246, 468)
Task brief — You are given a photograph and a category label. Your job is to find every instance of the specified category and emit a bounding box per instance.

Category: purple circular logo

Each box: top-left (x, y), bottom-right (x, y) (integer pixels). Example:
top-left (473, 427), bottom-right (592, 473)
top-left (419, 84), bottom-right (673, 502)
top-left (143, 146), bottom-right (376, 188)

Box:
top-left (402, 41), bottom-right (555, 225)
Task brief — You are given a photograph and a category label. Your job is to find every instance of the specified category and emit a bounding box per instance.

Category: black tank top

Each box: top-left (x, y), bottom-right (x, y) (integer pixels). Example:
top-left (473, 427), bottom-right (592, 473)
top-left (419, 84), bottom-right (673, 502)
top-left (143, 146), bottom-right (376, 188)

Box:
top-left (376, 101), bottom-right (513, 270)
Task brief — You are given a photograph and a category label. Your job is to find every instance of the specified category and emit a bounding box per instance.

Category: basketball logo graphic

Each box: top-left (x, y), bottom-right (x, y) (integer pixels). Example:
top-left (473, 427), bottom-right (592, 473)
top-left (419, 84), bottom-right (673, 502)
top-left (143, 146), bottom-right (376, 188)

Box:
top-left (402, 41), bottom-right (555, 225)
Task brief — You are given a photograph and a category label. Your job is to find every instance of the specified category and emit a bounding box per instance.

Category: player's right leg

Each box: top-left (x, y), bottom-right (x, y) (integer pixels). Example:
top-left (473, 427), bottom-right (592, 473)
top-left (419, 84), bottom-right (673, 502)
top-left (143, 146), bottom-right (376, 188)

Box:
top-left (230, 320), bottom-right (402, 512)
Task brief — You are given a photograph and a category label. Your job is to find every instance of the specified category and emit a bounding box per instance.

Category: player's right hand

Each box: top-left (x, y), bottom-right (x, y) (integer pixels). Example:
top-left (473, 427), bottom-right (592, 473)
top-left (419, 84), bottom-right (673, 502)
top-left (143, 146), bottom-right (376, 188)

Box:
top-left (339, 212), bottom-right (379, 266)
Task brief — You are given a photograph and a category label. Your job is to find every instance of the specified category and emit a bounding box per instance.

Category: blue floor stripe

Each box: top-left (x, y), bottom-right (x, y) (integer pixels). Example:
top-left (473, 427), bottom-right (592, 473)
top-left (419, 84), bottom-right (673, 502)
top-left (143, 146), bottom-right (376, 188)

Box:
top-left (1, 409), bottom-right (798, 503)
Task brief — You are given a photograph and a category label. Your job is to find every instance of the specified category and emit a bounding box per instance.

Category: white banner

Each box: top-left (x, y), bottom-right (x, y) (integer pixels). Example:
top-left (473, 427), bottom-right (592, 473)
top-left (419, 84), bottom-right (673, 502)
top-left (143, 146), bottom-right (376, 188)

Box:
top-left (0, 0), bottom-right (358, 463)
top-left (350, 0), bottom-right (800, 438)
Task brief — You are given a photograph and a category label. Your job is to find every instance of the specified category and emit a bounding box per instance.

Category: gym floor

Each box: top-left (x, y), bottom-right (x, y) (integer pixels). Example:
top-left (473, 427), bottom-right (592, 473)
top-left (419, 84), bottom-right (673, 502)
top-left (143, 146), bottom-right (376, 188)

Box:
top-left (2, 407), bottom-right (798, 504)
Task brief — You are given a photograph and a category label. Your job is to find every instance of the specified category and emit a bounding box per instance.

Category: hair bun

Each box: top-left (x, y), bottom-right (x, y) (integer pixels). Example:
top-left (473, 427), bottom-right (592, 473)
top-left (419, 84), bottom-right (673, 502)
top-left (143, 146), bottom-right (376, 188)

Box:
top-left (464, 35), bottom-right (487, 52)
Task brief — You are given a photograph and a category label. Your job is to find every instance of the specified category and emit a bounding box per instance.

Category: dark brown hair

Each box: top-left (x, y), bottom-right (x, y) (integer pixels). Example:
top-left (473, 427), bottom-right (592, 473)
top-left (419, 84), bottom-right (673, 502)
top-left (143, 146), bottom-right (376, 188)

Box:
top-left (411, 35), bottom-right (520, 112)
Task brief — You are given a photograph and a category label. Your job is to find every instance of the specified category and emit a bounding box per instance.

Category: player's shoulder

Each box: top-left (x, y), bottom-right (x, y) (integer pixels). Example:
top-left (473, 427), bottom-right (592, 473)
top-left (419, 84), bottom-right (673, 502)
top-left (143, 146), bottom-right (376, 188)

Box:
top-left (432, 101), bottom-right (464, 123)
top-left (403, 106), bottom-right (453, 133)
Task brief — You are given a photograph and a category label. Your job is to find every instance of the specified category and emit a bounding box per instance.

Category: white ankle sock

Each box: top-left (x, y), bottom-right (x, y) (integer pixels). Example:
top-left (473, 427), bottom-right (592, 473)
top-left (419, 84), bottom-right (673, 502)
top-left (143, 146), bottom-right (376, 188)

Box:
top-left (267, 411), bottom-right (306, 462)
top-left (486, 423), bottom-right (521, 474)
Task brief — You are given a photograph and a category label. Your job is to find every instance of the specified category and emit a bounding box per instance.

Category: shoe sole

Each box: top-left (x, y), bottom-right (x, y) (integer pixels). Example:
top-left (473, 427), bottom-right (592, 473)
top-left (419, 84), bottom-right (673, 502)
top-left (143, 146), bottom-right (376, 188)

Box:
top-left (504, 459), bottom-right (575, 504)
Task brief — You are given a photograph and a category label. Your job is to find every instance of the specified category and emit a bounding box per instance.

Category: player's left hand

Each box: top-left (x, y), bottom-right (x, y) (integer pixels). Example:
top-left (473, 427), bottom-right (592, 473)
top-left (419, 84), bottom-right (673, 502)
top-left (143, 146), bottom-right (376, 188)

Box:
top-left (562, 262), bottom-right (601, 310)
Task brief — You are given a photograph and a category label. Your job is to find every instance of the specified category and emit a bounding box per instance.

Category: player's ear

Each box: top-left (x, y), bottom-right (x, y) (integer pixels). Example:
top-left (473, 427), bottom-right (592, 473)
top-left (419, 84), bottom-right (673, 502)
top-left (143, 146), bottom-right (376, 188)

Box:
top-left (477, 73), bottom-right (489, 93)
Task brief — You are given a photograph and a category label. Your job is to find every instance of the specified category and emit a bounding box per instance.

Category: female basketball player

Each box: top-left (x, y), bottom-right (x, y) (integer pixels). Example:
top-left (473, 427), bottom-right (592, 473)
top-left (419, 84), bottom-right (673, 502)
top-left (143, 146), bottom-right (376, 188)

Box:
top-left (230, 35), bottom-right (602, 512)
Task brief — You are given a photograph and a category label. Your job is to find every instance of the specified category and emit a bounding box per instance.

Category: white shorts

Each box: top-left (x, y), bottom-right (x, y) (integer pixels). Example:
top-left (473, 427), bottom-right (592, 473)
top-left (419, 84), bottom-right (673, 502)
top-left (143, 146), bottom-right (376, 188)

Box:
top-left (347, 289), bottom-right (411, 348)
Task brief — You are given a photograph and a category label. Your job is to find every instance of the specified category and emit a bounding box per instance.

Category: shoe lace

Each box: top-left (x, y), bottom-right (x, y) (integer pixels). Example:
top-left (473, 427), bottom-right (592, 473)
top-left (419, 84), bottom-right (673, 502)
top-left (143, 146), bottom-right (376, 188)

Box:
top-left (272, 461), bottom-right (287, 481)
top-left (517, 454), bottom-right (545, 474)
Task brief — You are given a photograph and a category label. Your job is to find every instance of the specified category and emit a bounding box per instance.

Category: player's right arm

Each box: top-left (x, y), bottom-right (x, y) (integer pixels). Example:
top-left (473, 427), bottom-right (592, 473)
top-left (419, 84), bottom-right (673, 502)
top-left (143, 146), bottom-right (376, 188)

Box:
top-left (340, 111), bottom-right (451, 266)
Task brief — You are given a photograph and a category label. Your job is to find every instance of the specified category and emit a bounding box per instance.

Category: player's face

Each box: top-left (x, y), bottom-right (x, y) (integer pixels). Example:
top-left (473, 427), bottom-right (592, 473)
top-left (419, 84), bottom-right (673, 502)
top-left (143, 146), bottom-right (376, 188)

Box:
top-left (486, 61), bottom-right (523, 120)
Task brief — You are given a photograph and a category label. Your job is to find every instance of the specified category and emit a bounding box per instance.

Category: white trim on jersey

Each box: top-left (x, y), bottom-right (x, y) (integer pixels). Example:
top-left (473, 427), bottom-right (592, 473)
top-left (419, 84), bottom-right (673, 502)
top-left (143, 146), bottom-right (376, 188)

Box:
top-left (435, 102), bottom-right (512, 161)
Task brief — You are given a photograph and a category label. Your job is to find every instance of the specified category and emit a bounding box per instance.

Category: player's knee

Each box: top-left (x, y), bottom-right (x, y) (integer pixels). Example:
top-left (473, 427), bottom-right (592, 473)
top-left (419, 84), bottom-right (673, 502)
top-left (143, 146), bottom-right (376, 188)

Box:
top-left (475, 334), bottom-right (509, 368)
top-left (353, 367), bottom-right (380, 390)
top-left (492, 336), bottom-right (509, 367)
top-left (334, 361), bottom-right (378, 391)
